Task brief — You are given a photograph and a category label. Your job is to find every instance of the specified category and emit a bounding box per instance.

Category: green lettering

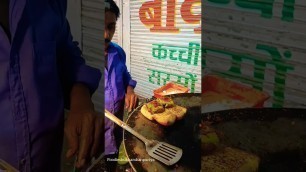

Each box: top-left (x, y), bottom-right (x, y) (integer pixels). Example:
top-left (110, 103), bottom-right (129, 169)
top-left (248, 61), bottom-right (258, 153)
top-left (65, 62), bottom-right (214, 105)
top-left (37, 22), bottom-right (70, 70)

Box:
top-left (282, 0), bottom-right (295, 22)
top-left (152, 44), bottom-right (167, 59)
top-left (169, 49), bottom-right (178, 60)
top-left (186, 73), bottom-right (197, 93)
top-left (256, 44), bottom-right (294, 107)
top-left (206, 45), bottom-right (295, 108)
top-left (188, 42), bottom-right (200, 66)
top-left (253, 60), bottom-right (266, 91)
top-left (229, 55), bottom-right (242, 74)
top-left (178, 50), bottom-right (191, 64)
top-left (235, 0), bottom-right (275, 18)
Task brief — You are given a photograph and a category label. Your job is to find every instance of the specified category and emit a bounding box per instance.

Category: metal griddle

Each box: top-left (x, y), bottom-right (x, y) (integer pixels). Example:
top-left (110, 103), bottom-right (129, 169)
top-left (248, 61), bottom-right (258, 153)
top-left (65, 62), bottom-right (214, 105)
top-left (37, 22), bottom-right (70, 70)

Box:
top-left (123, 94), bottom-right (306, 171)
top-left (201, 108), bottom-right (306, 172)
top-left (123, 93), bottom-right (201, 172)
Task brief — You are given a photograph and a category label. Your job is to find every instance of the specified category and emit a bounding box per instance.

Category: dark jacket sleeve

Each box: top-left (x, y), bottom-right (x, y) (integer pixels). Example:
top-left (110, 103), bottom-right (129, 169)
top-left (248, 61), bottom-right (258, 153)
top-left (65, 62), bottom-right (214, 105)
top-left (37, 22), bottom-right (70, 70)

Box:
top-left (57, 18), bottom-right (102, 109)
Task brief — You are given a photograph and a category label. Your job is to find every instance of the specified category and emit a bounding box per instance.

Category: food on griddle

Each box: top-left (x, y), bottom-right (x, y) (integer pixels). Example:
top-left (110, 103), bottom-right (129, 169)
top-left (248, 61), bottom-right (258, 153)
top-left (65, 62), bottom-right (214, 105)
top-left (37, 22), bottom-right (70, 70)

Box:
top-left (146, 100), bottom-right (165, 114)
top-left (200, 132), bottom-right (219, 155)
top-left (140, 97), bottom-right (187, 126)
top-left (141, 106), bottom-right (177, 126)
top-left (156, 97), bottom-right (175, 108)
top-left (201, 147), bottom-right (260, 172)
top-left (141, 104), bottom-right (156, 120)
top-left (152, 109), bottom-right (177, 126)
top-left (168, 105), bottom-right (187, 120)
top-left (199, 123), bottom-right (220, 155)
top-left (200, 121), bottom-right (260, 171)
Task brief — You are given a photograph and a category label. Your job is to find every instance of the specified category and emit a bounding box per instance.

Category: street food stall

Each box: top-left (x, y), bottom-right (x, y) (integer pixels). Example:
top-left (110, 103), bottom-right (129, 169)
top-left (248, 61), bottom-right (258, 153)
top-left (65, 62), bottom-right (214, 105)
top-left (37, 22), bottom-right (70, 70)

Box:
top-left (73, 0), bottom-right (306, 171)
top-left (110, 0), bottom-right (202, 170)
top-left (86, 0), bottom-right (201, 170)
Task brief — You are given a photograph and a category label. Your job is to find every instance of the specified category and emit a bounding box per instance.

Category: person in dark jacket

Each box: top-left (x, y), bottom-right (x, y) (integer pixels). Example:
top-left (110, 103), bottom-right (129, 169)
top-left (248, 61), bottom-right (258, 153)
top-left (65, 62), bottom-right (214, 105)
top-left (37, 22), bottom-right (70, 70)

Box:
top-left (104, 0), bottom-right (139, 171)
top-left (0, 0), bottom-right (102, 171)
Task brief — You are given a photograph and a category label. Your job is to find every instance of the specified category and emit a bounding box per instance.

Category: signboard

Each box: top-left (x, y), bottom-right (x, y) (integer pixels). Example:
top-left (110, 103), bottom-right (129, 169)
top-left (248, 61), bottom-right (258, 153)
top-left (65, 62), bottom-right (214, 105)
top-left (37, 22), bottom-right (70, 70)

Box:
top-left (203, 0), bottom-right (306, 108)
top-left (129, 0), bottom-right (202, 98)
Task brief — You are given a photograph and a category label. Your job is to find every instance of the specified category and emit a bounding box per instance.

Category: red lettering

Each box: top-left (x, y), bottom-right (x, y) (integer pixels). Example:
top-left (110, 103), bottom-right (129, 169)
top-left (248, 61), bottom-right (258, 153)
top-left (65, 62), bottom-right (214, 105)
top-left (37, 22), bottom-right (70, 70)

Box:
top-left (181, 0), bottom-right (201, 34)
top-left (181, 0), bottom-right (201, 23)
top-left (139, 0), bottom-right (180, 33)
top-left (139, 0), bottom-right (162, 27)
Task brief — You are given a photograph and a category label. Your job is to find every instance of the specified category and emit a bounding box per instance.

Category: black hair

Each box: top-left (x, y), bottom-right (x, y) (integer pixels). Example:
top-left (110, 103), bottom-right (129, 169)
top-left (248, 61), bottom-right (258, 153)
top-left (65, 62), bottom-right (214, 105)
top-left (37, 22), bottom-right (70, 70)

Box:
top-left (105, 0), bottom-right (120, 20)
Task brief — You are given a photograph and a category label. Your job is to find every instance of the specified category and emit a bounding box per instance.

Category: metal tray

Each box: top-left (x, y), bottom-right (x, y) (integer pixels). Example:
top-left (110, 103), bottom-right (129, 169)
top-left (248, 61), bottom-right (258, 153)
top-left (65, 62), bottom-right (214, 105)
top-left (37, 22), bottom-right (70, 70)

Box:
top-left (123, 93), bottom-right (201, 172)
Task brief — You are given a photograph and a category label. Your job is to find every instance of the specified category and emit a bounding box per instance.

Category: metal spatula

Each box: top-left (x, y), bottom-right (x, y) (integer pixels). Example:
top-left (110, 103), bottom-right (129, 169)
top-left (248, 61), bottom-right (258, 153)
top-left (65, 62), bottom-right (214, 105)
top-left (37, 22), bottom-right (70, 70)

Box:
top-left (105, 110), bottom-right (183, 166)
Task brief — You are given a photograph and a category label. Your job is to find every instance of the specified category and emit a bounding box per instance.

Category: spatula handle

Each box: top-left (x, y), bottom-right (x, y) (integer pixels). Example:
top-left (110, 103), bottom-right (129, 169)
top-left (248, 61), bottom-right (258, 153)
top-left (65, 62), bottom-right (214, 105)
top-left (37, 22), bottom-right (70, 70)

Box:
top-left (105, 110), bottom-right (149, 143)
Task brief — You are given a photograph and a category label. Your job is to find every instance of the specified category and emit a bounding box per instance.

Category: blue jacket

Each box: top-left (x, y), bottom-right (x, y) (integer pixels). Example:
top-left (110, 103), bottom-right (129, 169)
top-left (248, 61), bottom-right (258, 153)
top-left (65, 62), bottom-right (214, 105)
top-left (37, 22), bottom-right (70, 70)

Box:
top-left (105, 42), bottom-right (137, 155)
top-left (0, 0), bottom-right (101, 171)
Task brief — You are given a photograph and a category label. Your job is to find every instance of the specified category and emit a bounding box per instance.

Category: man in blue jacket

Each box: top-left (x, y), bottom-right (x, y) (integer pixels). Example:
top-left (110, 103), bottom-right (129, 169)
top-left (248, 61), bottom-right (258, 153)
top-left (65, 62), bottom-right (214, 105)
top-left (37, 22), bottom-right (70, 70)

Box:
top-left (0, 0), bottom-right (102, 171)
top-left (104, 0), bottom-right (139, 171)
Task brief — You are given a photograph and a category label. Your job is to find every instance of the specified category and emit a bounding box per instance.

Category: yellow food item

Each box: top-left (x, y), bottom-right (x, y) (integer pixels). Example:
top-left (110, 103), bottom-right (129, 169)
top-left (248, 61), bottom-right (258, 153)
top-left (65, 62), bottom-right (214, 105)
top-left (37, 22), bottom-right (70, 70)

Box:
top-left (156, 97), bottom-right (175, 108)
top-left (168, 105), bottom-right (187, 120)
top-left (146, 100), bottom-right (165, 114)
top-left (201, 147), bottom-right (260, 172)
top-left (152, 109), bottom-right (177, 126)
top-left (200, 132), bottom-right (219, 155)
top-left (141, 106), bottom-right (176, 126)
top-left (141, 98), bottom-right (187, 126)
top-left (141, 104), bottom-right (155, 120)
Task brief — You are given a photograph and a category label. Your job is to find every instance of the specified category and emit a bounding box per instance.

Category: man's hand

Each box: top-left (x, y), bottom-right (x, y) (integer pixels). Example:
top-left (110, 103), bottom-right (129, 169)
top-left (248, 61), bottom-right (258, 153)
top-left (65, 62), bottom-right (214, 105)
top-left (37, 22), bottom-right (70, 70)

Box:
top-left (65, 83), bottom-right (103, 169)
top-left (125, 86), bottom-right (138, 112)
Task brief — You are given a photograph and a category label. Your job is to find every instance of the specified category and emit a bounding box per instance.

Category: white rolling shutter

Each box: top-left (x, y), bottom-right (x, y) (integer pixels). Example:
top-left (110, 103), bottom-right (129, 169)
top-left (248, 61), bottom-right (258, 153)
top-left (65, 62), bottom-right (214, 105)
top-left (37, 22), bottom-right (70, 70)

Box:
top-left (82, 0), bottom-right (104, 113)
top-left (203, 0), bottom-right (306, 108)
top-left (128, 0), bottom-right (202, 98)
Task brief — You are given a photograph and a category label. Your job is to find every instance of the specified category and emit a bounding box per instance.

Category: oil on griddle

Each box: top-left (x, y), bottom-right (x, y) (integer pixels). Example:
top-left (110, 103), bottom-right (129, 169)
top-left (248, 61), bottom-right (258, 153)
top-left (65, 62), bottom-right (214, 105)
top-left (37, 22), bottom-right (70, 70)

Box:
top-left (124, 94), bottom-right (202, 172)
top-left (200, 108), bottom-right (306, 172)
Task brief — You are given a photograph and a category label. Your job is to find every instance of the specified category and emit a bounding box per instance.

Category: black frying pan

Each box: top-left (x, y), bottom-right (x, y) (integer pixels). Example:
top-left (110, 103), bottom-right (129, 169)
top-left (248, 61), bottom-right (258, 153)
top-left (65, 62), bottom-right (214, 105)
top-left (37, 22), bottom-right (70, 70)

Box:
top-left (201, 108), bottom-right (306, 172)
top-left (123, 93), bottom-right (201, 172)
top-left (124, 94), bottom-right (306, 172)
